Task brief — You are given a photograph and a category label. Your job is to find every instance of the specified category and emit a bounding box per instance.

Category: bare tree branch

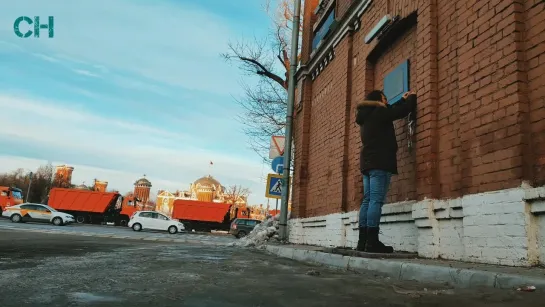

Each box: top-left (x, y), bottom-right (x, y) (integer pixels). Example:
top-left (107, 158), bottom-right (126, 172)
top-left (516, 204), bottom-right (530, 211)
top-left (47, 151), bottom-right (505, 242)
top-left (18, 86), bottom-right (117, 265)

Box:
top-left (222, 0), bottom-right (303, 161)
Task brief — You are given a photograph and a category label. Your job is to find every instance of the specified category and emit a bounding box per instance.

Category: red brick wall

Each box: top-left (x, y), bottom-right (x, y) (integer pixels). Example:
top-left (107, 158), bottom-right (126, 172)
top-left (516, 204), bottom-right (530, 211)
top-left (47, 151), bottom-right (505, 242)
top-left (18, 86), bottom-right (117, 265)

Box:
top-left (349, 0), bottom-right (420, 211)
top-left (293, 0), bottom-right (545, 218)
top-left (436, 0), bottom-right (461, 198)
top-left (305, 38), bottom-right (349, 216)
top-left (292, 0), bottom-right (319, 218)
top-left (526, 0), bottom-right (545, 185)
top-left (371, 27), bottom-right (418, 203)
top-left (456, 0), bottom-right (531, 194)
top-left (336, 0), bottom-right (354, 18)
top-left (134, 186), bottom-right (150, 204)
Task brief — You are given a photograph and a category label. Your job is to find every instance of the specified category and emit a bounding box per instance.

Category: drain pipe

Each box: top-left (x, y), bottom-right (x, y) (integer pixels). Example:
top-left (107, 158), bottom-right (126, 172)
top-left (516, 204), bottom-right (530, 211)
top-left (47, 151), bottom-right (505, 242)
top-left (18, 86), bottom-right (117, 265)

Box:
top-left (279, 0), bottom-right (302, 241)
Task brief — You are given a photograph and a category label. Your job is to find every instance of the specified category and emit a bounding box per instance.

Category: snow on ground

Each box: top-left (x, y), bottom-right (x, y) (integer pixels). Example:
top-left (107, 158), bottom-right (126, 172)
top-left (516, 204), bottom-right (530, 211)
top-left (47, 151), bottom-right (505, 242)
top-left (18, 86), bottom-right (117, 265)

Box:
top-left (229, 213), bottom-right (289, 248)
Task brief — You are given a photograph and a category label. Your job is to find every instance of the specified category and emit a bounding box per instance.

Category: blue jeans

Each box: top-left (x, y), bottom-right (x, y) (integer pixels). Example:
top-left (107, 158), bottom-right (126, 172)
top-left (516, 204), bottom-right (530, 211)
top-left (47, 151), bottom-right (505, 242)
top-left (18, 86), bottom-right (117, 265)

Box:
top-left (359, 170), bottom-right (392, 228)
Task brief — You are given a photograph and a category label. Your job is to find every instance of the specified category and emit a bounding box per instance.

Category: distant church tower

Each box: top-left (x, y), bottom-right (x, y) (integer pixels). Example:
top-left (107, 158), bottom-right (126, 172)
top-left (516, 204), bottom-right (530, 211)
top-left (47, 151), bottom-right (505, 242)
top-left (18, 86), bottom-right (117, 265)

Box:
top-left (134, 175), bottom-right (152, 204)
top-left (93, 179), bottom-right (108, 192)
top-left (54, 165), bottom-right (74, 186)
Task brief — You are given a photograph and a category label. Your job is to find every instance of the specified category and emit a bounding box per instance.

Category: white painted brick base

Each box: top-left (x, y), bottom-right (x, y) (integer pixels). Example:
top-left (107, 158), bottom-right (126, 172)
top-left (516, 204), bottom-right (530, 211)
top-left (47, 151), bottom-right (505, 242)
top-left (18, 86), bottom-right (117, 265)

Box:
top-left (288, 184), bottom-right (545, 267)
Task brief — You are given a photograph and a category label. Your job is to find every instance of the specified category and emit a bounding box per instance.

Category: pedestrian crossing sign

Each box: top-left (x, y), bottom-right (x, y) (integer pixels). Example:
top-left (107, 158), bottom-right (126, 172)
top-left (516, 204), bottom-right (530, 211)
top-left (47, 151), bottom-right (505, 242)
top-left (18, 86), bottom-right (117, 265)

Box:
top-left (265, 173), bottom-right (284, 199)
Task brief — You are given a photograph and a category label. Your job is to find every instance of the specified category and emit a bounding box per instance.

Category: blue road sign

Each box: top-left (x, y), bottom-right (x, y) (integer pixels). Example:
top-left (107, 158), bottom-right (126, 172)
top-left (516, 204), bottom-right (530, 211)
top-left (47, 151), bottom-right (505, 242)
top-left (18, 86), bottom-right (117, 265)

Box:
top-left (271, 156), bottom-right (284, 174)
top-left (265, 174), bottom-right (283, 199)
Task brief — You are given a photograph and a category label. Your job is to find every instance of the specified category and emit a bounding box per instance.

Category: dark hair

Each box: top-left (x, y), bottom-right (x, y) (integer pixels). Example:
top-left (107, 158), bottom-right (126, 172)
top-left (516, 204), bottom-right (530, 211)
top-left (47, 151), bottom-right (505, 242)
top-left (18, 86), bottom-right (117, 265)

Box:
top-left (365, 90), bottom-right (385, 102)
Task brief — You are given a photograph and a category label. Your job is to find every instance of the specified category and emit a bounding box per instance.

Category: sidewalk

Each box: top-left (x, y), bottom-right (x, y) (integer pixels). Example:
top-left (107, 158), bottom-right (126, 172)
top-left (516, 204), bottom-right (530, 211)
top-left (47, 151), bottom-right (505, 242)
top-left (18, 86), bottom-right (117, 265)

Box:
top-left (264, 243), bottom-right (545, 290)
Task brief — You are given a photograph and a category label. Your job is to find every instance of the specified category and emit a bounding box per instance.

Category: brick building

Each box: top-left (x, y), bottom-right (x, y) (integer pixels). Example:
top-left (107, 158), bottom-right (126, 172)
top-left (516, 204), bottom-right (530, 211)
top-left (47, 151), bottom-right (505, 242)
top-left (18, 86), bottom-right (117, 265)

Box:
top-left (93, 179), bottom-right (108, 192)
top-left (290, 0), bottom-right (545, 266)
top-left (134, 176), bottom-right (152, 204)
top-left (54, 164), bottom-right (74, 186)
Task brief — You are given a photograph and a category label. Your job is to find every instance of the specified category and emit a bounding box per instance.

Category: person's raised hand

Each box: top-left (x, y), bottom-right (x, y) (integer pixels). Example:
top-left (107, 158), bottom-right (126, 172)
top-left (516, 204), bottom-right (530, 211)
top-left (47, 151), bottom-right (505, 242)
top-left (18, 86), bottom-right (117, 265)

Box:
top-left (402, 91), bottom-right (416, 99)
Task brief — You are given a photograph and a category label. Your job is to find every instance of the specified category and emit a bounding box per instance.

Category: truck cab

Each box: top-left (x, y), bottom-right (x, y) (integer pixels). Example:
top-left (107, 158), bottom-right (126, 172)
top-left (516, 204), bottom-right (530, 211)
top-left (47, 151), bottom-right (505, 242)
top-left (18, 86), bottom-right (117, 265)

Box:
top-left (0, 186), bottom-right (24, 211)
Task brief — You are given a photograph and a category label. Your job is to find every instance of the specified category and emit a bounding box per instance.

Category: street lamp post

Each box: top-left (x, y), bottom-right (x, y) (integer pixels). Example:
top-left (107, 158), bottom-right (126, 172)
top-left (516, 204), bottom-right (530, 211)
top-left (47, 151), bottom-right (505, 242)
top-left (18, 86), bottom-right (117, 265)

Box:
top-left (26, 171), bottom-right (33, 202)
top-left (279, 0), bottom-right (302, 241)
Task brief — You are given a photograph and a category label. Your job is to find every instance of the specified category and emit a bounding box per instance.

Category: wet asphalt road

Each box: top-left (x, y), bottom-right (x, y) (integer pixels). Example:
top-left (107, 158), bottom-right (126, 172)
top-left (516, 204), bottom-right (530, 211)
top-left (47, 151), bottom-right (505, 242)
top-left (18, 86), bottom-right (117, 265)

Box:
top-left (1, 229), bottom-right (545, 307)
top-left (0, 218), bottom-right (236, 245)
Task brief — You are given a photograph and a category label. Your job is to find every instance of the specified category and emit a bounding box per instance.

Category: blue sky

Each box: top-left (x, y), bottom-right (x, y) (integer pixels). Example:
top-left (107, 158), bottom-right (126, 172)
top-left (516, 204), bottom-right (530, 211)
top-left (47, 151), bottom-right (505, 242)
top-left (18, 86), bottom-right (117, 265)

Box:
top-left (0, 0), bottom-right (274, 204)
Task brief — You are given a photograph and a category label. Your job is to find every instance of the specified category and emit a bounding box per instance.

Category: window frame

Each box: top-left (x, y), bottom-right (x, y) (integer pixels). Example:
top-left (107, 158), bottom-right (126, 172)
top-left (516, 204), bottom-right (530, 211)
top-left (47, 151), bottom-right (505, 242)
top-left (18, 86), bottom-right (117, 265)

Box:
top-left (383, 60), bottom-right (410, 105)
top-left (21, 204), bottom-right (40, 210)
top-left (246, 220), bottom-right (258, 227)
top-left (139, 212), bottom-right (152, 218)
top-left (157, 213), bottom-right (169, 220)
top-left (35, 205), bottom-right (50, 212)
top-left (312, 8), bottom-right (336, 51)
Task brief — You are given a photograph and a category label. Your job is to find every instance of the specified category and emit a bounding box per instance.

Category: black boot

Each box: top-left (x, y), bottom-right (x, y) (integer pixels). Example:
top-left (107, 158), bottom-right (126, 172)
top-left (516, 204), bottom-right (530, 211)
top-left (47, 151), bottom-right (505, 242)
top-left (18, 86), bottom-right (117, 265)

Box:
top-left (356, 227), bottom-right (367, 251)
top-left (365, 227), bottom-right (394, 253)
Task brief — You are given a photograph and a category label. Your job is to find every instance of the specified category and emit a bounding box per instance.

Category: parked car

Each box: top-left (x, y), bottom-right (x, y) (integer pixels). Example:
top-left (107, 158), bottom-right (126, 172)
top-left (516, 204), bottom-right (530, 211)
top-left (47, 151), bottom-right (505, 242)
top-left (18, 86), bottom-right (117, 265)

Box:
top-left (128, 211), bottom-right (185, 234)
top-left (1, 203), bottom-right (75, 226)
top-left (229, 218), bottom-right (261, 238)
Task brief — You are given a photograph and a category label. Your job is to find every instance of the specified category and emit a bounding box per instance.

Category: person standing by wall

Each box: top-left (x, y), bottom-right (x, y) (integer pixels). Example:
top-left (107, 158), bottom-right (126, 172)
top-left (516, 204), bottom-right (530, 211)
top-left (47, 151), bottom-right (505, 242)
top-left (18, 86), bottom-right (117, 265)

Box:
top-left (355, 90), bottom-right (416, 253)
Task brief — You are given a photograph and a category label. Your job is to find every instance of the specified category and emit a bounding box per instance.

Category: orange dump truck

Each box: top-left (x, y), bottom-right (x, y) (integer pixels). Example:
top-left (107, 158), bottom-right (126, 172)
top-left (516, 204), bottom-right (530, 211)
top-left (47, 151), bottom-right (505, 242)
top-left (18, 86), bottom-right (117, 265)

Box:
top-left (47, 188), bottom-right (133, 225)
top-left (171, 199), bottom-right (237, 232)
top-left (0, 186), bottom-right (24, 212)
top-left (119, 196), bottom-right (141, 226)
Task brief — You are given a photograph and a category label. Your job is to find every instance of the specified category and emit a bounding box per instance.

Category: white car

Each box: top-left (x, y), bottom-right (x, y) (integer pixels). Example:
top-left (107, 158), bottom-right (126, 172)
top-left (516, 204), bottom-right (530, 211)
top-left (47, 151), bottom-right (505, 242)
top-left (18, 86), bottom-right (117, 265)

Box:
top-left (128, 211), bottom-right (185, 234)
top-left (1, 203), bottom-right (75, 226)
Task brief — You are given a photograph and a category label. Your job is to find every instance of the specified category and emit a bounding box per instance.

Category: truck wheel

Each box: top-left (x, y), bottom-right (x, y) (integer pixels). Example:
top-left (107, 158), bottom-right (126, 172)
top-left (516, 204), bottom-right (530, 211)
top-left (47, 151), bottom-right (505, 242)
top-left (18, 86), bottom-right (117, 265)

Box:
top-left (237, 231), bottom-right (247, 238)
top-left (120, 220), bottom-right (128, 226)
top-left (10, 214), bottom-right (22, 223)
top-left (132, 223), bottom-right (142, 232)
top-left (168, 226), bottom-right (178, 234)
top-left (76, 216), bottom-right (86, 224)
top-left (52, 217), bottom-right (64, 226)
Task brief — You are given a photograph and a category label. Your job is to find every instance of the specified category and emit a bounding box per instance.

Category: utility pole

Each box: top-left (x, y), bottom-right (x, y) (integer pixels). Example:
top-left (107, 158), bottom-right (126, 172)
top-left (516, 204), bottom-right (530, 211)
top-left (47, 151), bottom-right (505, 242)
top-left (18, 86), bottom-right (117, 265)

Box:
top-left (26, 171), bottom-right (33, 203)
top-left (279, 0), bottom-right (301, 241)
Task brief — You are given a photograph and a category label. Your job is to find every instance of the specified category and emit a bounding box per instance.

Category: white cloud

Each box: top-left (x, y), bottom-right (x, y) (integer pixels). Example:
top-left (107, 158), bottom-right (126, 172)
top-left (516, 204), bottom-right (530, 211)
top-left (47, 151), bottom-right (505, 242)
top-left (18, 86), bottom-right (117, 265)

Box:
top-left (0, 94), bottom-right (269, 204)
top-left (31, 53), bottom-right (60, 63)
top-left (0, 0), bottom-right (244, 96)
top-left (72, 69), bottom-right (100, 78)
top-left (0, 94), bottom-right (190, 141)
top-left (0, 0), bottom-right (273, 204)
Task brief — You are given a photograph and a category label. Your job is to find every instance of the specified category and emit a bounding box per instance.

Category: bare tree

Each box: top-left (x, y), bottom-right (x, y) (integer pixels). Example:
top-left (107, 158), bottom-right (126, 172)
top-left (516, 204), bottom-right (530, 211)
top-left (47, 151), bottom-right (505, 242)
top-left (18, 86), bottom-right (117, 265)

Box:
top-left (224, 184), bottom-right (251, 219)
top-left (224, 185), bottom-right (251, 205)
top-left (34, 163), bottom-right (55, 203)
top-left (0, 163), bottom-right (54, 203)
top-left (222, 0), bottom-right (303, 161)
top-left (52, 172), bottom-right (73, 189)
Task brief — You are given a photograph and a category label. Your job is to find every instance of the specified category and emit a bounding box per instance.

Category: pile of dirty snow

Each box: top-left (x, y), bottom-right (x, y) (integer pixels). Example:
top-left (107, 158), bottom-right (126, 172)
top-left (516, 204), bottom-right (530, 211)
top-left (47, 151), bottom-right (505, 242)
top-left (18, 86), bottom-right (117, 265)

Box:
top-left (229, 213), bottom-right (289, 248)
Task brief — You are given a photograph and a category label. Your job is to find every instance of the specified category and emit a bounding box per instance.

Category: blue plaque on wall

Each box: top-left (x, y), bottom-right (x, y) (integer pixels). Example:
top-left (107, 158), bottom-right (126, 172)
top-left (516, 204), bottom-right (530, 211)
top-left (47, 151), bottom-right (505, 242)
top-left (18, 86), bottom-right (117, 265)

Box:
top-left (384, 60), bottom-right (409, 105)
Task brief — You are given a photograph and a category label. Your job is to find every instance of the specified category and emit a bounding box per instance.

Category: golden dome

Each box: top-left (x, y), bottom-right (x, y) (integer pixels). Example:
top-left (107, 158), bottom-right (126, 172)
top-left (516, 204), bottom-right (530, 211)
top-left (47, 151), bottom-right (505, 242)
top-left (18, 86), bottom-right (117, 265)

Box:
top-left (193, 175), bottom-right (221, 189)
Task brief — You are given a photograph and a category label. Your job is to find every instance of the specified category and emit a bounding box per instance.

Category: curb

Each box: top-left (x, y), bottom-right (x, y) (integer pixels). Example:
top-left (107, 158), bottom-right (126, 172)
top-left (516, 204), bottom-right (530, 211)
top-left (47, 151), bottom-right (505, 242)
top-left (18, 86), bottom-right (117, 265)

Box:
top-left (265, 245), bottom-right (545, 289)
